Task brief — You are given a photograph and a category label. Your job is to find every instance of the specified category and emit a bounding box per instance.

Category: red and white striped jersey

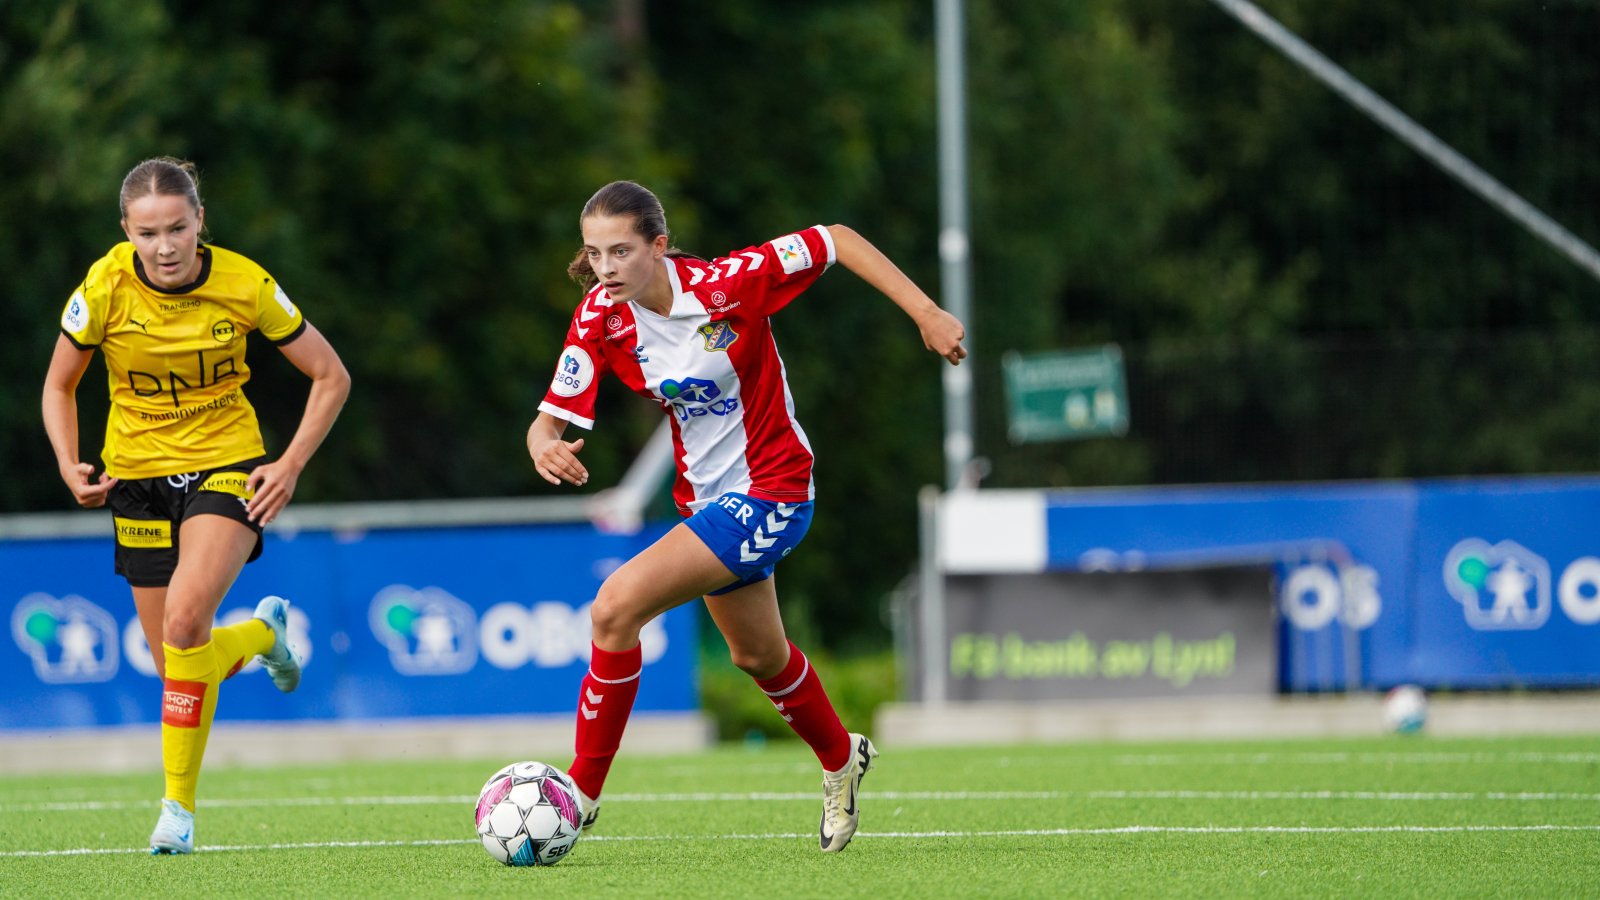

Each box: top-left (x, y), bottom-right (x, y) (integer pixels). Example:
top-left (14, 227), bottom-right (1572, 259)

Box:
top-left (539, 225), bottom-right (837, 515)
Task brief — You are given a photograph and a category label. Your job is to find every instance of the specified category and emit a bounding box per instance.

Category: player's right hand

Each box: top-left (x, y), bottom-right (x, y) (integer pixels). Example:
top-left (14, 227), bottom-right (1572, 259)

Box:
top-left (61, 462), bottom-right (117, 508)
top-left (532, 437), bottom-right (589, 487)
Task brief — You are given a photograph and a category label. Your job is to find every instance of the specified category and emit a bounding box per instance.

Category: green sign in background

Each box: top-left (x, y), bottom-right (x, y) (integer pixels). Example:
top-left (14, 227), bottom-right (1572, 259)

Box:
top-left (1002, 345), bottom-right (1129, 442)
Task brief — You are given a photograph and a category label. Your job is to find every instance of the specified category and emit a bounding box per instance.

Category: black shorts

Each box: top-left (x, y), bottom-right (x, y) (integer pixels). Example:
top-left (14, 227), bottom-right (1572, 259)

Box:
top-left (108, 456), bottom-right (267, 588)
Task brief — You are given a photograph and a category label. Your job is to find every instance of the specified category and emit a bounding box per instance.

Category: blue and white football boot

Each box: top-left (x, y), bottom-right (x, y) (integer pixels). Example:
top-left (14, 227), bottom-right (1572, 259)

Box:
top-left (149, 798), bottom-right (195, 855)
top-left (819, 733), bottom-right (877, 852)
top-left (253, 595), bottom-right (302, 693)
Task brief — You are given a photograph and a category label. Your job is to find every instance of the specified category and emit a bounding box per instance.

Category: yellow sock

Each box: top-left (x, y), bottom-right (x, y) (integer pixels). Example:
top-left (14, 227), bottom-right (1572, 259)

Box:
top-left (161, 642), bottom-right (222, 812)
top-left (212, 618), bottom-right (274, 681)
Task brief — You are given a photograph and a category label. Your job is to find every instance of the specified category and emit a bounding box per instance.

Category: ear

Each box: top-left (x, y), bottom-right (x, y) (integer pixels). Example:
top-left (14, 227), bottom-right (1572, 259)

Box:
top-left (652, 233), bottom-right (669, 257)
top-left (119, 218), bottom-right (132, 241)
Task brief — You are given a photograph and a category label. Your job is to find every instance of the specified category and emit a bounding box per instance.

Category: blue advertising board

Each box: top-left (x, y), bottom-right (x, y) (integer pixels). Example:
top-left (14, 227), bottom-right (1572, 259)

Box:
top-left (1027, 477), bottom-right (1600, 691)
top-left (2, 520), bottom-right (692, 731)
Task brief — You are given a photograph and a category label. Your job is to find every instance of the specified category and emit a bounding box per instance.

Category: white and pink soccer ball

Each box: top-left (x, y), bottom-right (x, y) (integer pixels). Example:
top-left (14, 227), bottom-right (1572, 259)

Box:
top-left (475, 761), bottom-right (584, 866)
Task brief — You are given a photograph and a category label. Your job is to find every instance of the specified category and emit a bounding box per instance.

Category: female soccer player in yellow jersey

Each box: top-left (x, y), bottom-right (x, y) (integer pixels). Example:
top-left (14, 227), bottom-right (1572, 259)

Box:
top-left (40, 157), bottom-right (350, 855)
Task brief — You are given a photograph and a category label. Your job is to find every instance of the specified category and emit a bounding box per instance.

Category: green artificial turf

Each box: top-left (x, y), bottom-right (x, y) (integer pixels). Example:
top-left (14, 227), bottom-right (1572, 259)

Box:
top-left (2, 734), bottom-right (1596, 897)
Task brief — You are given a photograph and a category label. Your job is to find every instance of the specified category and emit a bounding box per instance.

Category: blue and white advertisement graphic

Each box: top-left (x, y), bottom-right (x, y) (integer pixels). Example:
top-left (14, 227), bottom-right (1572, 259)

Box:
top-left (1035, 477), bottom-right (1600, 691)
top-left (1, 521), bottom-right (692, 731)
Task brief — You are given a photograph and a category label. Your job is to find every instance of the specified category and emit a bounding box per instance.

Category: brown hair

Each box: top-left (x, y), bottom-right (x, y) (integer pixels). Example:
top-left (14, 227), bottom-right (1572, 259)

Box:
top-left (119, 157), bottom-right (208, 239)
top-left (566, 180), bottom-right (695, 289)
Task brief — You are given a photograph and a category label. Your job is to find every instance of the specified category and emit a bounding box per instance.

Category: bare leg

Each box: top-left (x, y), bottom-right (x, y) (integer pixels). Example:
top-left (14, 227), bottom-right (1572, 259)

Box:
top-left (703, 576), bottom-right (789, 680)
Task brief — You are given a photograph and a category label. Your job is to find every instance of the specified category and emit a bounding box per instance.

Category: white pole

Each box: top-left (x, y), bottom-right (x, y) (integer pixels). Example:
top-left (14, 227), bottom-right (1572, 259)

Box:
top-left (1210, 0), bottom-right (1600, 284)
top-left (917, 485), bottom-right (947, 704)
top-left (936, 0), bottom-right (975, 490)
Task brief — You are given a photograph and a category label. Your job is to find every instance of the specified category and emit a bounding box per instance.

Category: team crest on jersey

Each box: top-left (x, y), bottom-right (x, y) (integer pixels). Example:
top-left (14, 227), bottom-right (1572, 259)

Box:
top-left (697, 321), bottom-right (738, 352)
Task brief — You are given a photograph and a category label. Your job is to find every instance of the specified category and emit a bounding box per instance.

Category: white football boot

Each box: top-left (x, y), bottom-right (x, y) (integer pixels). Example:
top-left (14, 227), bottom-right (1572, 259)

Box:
top-left (819, 733), bottom-right (877, 852)
top-left (575, 784), bottom-right (601, 832)
top-left (253, 595), bottom-right (302, 693)
top-left (149, 798), bottom-right (195, 855)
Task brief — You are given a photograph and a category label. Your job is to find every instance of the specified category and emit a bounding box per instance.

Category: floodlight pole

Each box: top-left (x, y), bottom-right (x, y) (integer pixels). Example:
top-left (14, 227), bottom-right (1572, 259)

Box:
top-left (1210, 0), bottom-right (1600, 284)
top-left (936, 0), bottom-right (974, 492)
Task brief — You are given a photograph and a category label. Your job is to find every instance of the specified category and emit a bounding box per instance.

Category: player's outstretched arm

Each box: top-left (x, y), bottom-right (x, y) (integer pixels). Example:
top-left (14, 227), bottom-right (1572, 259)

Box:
top-left (829, 224), bottom-right (967, 366)
top-left (528, 411), bottom-right (588, 487)
top-left (247, 323), bottom-right (351, 524)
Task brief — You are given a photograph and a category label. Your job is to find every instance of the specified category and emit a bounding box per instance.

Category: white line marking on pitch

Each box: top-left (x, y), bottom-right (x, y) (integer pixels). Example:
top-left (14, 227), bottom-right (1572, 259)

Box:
top-left (1112, 751), bottom-right (1600, 765)
top-left (6, 788), bottom-right (1599, 814)
top-left (6, 825), bottom-right (1600, 857)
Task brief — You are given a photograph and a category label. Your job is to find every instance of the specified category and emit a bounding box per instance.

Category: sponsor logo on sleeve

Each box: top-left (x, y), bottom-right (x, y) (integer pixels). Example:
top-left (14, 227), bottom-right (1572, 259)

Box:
top-left (769, 233), bottom-right (814, 275)
top-left (273, 283), bottom-right (297, 317)
top-left (551, 345), bottom-right (595, 397)
top-left (62, 291), bottom-right (88, 332)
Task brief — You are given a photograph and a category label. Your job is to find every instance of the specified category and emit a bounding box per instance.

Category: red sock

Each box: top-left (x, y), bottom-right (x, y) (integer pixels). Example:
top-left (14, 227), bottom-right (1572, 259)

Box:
top-left (568, 642), bottom-right (642, 799)
top-left (755, 641), bottom-right (852, 772)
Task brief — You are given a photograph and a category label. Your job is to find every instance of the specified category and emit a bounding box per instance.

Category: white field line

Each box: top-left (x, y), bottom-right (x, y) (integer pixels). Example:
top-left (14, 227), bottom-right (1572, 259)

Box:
top-left (7, 825), bottom-right (1600, 858)
top-left (1110, 751), bottom-right (1600, 766)
top-left (5, 788), bottom-right (1599, 814)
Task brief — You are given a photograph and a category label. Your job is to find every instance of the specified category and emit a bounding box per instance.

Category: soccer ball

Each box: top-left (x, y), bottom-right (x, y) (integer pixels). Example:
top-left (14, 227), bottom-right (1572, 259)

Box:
top-left (1382, 684), bottom-right (1428, 734)
top-left (475, 761), bottom-right (584, 866)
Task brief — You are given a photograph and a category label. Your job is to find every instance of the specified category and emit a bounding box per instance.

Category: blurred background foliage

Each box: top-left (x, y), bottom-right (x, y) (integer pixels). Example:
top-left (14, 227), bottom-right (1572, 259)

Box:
top-left (4, 0), bottom-right (1597, 650)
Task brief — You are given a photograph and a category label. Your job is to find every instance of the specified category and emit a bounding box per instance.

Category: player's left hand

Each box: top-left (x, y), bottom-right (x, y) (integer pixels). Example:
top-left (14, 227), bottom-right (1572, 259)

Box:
top-left (919, 308), bottom-right (967, 365)
top-left (246, 458), bottom-right (303, 525)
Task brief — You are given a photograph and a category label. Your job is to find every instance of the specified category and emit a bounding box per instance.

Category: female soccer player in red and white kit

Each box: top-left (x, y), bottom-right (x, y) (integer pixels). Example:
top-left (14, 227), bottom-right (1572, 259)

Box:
top-left (527, 180), bottom-right (966, 852)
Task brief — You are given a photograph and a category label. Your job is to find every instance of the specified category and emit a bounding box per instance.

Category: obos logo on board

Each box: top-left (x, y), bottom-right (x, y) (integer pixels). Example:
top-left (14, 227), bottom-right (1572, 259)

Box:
top-left (1442, 538), bottom-right (1600, 630)
top-left (369, 585), bottom-right (668, 675)
top-left (370, 585), bottom-right (479, 675)
top-left (480, 601), bottom-right (666, 670)
top-left (1443, 539), bottom-right (1550, 630)
top-left (11, 593), bottom-right (119, 683)
top-left (1278, 562), bottom-right (1383, 631)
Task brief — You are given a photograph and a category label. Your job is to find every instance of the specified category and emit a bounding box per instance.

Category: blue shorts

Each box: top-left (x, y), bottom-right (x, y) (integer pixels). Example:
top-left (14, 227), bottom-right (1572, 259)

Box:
top-left (684, 492), bottom-right (814, 596)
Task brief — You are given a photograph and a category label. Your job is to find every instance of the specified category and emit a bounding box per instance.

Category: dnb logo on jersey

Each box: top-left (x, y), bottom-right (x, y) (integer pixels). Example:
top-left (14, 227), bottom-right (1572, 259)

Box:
top-left (370, 585), bottom-right (478, 675)
top-left (1443, 538), bottom-right (1551, 630)
top-left (11, 593), bottom-right (119, 683)
top-left (551, 346), bottom-right (594, 398)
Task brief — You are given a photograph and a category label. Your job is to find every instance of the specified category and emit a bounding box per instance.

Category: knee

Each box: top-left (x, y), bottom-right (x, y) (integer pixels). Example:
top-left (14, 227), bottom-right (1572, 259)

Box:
top-left (729, 643), bottom-right (789, 681)
top-left (162, 608), bottom-right (208, 648)
top-left (589, 585), bottom-right (643, 650)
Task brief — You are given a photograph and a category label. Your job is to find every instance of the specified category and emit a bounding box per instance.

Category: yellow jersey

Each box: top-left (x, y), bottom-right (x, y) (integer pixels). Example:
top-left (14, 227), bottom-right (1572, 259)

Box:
top-left (59, 242), bottom-right (307, 479)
